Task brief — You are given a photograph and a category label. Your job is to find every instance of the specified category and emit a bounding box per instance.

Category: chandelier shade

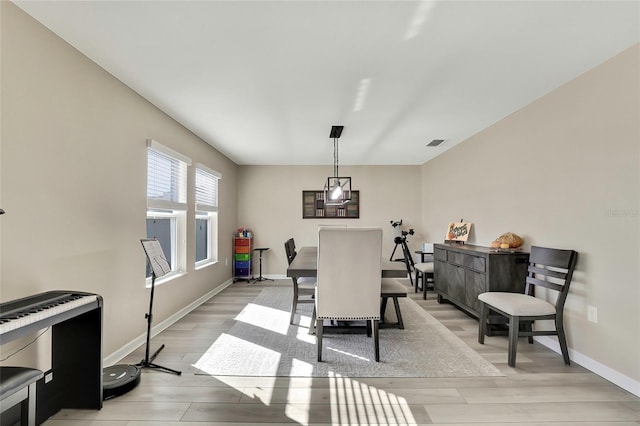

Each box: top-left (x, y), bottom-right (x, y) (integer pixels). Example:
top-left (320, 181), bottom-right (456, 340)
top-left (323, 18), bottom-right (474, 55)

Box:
top-left (324, 176), bottom-right (352, 206)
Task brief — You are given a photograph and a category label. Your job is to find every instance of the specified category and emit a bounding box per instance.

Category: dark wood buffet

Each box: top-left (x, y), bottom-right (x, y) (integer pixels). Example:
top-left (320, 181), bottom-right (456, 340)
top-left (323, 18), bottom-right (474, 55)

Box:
top-left (433, 243), bottom-right (530, 317)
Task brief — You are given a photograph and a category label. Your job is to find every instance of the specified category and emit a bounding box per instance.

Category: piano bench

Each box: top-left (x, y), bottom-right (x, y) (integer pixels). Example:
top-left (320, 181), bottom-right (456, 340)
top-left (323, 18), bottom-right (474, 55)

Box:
top-left (0, 367), bottom-right (43, 426)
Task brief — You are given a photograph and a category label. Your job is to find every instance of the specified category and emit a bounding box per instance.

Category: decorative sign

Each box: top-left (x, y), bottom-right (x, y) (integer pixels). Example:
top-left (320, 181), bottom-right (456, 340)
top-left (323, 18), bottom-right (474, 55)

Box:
top-left (445, 222), bottom-right (472, 242)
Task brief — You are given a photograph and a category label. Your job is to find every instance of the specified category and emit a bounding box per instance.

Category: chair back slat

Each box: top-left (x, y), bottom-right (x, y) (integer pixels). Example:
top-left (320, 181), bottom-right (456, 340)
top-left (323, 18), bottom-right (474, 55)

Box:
top-left (530, 245), bottom-right (575, 269)
top-left (528, 265), bottom-right (567, 280)
top-left (525, 246), bottom-right (578, 306)
top-left (526, 276), bottom-right (563, 292)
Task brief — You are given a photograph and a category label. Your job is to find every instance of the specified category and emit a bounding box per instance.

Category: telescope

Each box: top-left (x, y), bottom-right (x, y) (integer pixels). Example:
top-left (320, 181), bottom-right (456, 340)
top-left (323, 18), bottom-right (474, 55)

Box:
top-left (401, 228), bottom-right (414, 237)
top-left (389, 221), bottom-right (416, 287)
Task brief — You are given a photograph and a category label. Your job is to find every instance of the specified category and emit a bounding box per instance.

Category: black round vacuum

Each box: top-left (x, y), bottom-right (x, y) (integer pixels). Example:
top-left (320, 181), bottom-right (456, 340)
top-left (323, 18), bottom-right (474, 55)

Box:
top-left (103, 364), bottom-right (141, 400)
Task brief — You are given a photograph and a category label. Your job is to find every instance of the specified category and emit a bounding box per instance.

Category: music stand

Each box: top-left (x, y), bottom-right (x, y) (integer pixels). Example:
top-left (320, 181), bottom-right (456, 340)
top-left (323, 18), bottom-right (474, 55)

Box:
top-left (137, 239), bottom-right (182, 375)
top-left (251, 247), bottom-right (273, 283)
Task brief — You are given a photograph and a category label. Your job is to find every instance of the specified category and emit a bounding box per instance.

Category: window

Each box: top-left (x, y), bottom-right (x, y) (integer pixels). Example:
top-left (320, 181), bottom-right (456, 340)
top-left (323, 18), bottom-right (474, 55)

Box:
top-left (146, 211), bottom-right (176, 277)
top-left (146, 139), bottom-right (191, 281)
top-left (194, 164), bottom-right (221, 268)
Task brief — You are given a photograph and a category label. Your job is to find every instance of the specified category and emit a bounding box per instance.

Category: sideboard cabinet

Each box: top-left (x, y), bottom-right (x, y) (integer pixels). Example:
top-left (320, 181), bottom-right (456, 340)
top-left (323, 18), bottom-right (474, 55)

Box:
top-left (433, 243), bottom-right (529, 317)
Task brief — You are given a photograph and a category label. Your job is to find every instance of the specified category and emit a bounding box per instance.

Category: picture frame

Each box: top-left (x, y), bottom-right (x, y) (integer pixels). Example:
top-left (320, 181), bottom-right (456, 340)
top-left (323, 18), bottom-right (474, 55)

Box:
top-left (302, 190), bottom-right (359, 219)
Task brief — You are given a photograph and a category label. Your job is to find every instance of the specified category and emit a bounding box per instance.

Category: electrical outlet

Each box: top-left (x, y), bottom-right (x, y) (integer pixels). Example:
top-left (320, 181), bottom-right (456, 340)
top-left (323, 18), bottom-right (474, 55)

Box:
top-left (45, 372), bottom-right (53, 383)
top-left (225, 257), bottom-right (228, 266)
top-left (587, 305), bottom-right (598, 323)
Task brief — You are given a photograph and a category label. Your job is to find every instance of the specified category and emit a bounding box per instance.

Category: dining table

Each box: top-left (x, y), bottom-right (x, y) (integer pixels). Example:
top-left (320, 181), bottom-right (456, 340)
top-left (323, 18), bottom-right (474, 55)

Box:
top-left (286, 246), bottom-right (409, 333)
top-left (286, 246), bottom-right (408, 279)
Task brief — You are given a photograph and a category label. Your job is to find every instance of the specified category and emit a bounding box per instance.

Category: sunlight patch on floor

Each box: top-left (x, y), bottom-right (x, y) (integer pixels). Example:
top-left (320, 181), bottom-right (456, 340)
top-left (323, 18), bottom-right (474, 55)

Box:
top-left (191, 323), bottom-right (417, 424)
top-left (235, 302), bottom-right (290, 335)
top-left (295, 321), bottom-right (315, 344)
top-left (329, 373), bottom-right (417, 425)
top-left (328, 346), bottom-right (371, 362)
top-left (192, 333), bottom-right (282, 376)
top-left (214, 374), bottom-right (279, 403)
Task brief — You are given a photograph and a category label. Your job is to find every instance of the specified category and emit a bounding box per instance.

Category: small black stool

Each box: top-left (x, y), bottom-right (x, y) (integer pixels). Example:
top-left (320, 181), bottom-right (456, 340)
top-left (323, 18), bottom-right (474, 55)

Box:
top-left (251, 247), bottom-right (273, 283)
top-left (0, 366), bottom-right (43, 426)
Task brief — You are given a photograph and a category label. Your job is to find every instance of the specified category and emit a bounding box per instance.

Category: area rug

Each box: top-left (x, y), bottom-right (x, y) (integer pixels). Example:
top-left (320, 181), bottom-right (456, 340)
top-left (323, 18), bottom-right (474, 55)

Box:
top-left (193, 286), bottom-right (502, 378)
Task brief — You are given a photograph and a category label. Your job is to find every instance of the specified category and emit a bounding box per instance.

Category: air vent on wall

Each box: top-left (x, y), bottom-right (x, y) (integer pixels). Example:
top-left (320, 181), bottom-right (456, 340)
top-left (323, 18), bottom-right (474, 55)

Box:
top-left (426, 139), bottom-right (445, 147)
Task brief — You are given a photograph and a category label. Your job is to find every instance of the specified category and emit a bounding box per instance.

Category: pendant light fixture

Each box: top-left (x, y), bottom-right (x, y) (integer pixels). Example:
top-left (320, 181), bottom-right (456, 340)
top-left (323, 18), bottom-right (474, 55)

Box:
top-left (324, 125), bottom-right (352, 206)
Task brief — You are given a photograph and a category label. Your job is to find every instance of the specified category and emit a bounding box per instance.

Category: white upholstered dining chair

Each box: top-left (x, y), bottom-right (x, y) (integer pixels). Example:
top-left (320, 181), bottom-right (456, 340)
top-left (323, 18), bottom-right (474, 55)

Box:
top-left (315, 226), bottom-right (383, 362)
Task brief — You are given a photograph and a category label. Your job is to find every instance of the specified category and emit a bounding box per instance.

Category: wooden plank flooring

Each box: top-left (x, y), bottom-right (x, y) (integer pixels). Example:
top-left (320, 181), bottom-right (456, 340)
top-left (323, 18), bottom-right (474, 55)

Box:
top-left (46, 279), bottom-right (640, 425)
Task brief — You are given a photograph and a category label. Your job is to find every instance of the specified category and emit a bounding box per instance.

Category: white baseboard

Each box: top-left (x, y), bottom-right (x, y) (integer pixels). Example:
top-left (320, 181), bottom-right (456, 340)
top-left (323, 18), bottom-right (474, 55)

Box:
top-left (104, 278), bottom-right (234, 367)
top-left (535, 336), bottom-right (640, 397)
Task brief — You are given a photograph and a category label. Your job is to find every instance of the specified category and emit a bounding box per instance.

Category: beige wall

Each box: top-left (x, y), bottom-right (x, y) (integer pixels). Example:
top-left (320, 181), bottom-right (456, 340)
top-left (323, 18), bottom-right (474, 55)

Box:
top-left (421, 45), bottom-right (640, 383)
top-left (0, 2), bottom-right (238, 366)
top-left (237, 165), bottom-right (422, 276)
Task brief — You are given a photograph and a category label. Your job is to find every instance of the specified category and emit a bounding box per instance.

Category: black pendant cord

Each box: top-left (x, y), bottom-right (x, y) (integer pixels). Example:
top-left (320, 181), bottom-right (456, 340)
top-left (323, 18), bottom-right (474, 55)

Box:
top-left (333, 137), bottom-right (339, 178)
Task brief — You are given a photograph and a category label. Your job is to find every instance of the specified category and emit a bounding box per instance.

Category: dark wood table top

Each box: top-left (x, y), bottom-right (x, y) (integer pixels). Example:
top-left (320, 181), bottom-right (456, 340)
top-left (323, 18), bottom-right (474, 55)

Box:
top-left (286, 246), bottom-right (407, 279)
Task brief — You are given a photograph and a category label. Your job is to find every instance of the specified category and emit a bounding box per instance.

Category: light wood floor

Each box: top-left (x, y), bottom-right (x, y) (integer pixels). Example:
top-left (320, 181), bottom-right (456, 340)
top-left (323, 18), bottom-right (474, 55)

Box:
top-left (46, 279), bottom-right (640, 425)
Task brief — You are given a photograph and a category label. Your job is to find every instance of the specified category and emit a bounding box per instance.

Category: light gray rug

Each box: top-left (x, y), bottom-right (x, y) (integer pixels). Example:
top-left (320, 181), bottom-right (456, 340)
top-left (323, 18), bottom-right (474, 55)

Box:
top-left (193, 286), bottom-right (502, 377)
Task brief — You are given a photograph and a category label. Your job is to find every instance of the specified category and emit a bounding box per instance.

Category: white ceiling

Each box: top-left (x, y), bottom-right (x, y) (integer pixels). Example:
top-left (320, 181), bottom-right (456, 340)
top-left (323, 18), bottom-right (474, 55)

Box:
top-left (13, 1), bottom-right (639, 165)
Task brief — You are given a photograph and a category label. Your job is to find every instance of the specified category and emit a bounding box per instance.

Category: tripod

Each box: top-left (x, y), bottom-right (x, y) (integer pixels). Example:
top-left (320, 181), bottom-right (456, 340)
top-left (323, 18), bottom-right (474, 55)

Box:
top-left (389, 236), bottom-right (415, 287)
top-left (136, 272), bottom-right (182, 375)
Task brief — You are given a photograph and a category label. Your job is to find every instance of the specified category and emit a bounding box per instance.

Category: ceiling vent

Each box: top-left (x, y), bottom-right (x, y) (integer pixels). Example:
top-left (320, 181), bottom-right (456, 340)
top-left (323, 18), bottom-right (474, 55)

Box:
top-left (426, 139), bottom-right (445, 147)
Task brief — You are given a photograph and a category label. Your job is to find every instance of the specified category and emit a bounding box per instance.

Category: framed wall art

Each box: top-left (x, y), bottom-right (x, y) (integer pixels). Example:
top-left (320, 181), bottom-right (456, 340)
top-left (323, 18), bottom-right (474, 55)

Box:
top-left (302, 190), bottom-right (359, 219)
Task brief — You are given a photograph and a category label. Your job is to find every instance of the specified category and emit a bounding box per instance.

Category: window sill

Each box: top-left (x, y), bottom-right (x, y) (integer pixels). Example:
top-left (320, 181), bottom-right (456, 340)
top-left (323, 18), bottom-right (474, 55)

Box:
top-left (195, 260), bottom-right (218, 271)
top-left (146, 270), bottom-right (187, 288)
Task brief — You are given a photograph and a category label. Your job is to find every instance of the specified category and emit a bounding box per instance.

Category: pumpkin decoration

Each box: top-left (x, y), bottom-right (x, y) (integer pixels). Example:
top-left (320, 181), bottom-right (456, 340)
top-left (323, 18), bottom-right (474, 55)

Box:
top-left (491, 232), bottom-right (524, 249)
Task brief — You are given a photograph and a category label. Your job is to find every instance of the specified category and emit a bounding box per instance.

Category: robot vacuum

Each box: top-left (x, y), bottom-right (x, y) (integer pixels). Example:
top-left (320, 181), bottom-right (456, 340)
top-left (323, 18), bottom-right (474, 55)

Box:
top-left (102, 364), bottom-right (141, 400)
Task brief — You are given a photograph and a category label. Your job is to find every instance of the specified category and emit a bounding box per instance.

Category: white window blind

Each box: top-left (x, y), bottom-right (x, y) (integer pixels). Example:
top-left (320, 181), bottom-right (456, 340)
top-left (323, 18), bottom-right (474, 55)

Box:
top-left (147, 140), bottom-right (191, 210)
top-left (195, 164), bottom-right (221, 212)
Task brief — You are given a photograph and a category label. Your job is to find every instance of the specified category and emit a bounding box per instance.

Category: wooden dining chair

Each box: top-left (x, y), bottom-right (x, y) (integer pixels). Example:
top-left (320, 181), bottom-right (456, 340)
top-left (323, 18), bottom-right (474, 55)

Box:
top-left (284, 238), bottom-right (295, 264)
top-left (414, 242), bottom-right (435, 300)
top-left (284, 238), bottom-right (315, 325)
top-left (316, 227), bottom-right (383, 362)
top-left (477, 246), bottom-right (578, 367)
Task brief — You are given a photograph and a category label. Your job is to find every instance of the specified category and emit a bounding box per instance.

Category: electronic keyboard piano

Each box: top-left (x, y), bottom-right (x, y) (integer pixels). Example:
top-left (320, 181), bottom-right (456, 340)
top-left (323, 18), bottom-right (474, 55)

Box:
top-left (0, 291), bottom-right (99, 342)
top-left (0, 290), bottom-right (103, 423)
